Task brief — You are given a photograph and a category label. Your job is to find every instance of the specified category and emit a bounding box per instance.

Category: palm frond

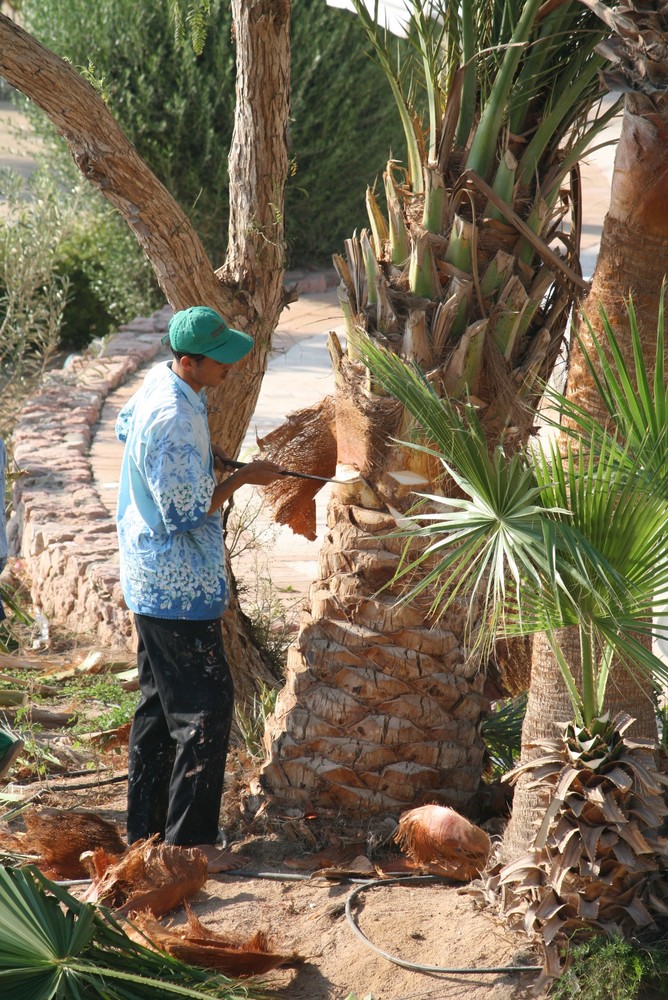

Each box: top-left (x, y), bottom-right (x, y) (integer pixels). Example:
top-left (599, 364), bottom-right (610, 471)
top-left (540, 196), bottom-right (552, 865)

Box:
top-left (0, 866), bottom-right (253, 1000)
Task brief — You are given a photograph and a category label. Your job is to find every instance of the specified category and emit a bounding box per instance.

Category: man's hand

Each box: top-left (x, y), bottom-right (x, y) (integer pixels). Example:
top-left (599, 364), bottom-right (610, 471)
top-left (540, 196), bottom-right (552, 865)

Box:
top-left (207, 458), bottom-right (286, 514)
top-left (238, 459), bottom-right (285, 487)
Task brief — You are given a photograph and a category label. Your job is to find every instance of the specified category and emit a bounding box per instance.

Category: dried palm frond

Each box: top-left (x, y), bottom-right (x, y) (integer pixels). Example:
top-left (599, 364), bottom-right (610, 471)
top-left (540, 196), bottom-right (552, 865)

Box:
top-left (494, 713), bottom-right (668, 983)
top-left (24, 807), bottom-right (126, 879)
top-left (395, 803), bottom-right (492, 881)
top-left (84, 836), bottom-right (208, 917)
top-left (129, 905), bottom-right (304, 978)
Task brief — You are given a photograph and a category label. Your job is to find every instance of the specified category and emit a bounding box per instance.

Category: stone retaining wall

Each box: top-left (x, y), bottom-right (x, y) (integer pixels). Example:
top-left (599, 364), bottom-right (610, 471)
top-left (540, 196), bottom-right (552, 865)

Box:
top-left (11, 307), bottom-right (170, 651)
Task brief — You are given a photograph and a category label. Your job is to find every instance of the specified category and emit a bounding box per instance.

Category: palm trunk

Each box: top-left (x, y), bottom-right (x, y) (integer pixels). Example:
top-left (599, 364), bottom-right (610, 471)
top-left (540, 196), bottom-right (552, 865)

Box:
top-left (261, 350), bottom-right (488, 813)
top-left (505, 89), bottom-right (668, 859)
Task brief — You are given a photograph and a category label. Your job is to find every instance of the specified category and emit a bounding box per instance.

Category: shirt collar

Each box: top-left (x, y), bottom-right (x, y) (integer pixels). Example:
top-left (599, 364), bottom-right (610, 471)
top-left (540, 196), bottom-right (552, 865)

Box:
top-left (165, 361), bottom-right (207, 412)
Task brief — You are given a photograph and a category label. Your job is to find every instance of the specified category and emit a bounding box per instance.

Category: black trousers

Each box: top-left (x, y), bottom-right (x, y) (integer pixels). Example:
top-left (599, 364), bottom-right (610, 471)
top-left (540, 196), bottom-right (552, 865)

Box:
top-left (127, 614), bottom-right (234, 846)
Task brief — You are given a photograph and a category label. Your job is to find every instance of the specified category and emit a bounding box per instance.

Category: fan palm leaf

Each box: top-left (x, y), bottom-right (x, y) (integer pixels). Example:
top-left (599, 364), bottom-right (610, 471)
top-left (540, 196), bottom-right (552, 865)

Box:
top-left (0, 866), bottom-right (254, 1000)
top-left (358, 332), bottom-right (668, 728)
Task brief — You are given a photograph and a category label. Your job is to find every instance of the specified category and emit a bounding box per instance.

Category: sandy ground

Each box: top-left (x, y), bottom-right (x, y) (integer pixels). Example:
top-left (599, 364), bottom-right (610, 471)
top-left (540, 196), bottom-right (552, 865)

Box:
top-left (27, 766), bottom-right (543, 1000)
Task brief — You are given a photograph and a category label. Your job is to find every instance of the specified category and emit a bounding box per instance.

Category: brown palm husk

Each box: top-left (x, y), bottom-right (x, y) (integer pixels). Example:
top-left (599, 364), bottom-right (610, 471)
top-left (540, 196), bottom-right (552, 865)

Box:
top-left (83, 835), bottom-right (208, 916)
top-left (24, 807), bottom-right (126, 879)
top-left (395, 804), bottom-right (492, 881)
top-left (256, 396), bottom-right (337, 540)
top-left (129, 905), bottom-right (304, 977)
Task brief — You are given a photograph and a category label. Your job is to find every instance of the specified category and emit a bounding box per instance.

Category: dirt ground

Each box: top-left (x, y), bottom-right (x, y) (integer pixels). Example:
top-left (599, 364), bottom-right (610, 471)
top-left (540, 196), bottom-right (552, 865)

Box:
top-left (3, 733), bottom-right (543, 1000)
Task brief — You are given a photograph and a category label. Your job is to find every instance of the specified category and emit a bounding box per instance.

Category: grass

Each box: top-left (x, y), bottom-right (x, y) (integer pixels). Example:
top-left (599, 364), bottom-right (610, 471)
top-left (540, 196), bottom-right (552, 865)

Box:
top-left (551, 934), bottom-right (668, 1000)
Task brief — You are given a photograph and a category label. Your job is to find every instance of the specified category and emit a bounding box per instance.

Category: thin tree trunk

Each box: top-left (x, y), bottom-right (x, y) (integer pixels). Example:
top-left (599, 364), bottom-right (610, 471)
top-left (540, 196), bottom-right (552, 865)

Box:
top-left (0, 5), bottom-right (291, 456)
top-left (1, 6), bottom-right (291, 697)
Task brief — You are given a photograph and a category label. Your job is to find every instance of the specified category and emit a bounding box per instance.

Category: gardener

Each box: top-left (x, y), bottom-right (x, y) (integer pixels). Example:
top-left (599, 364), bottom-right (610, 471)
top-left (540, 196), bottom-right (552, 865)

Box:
top-left (116, 305), bottom-right (284, 871)
top-left (0, 438), bottom-right (24, 784)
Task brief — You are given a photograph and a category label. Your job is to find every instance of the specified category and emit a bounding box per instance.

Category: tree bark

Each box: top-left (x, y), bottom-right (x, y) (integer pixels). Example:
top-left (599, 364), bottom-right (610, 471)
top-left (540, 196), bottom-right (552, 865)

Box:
top-left (0, 4), bottom-right (291, 456)
top-left (505, 91), bottom-right (668, 860)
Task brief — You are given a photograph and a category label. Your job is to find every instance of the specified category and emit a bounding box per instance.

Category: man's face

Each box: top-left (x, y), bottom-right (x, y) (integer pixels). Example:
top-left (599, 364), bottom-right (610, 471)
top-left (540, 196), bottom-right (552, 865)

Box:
top-left (187, 355), bottom-right (234, 389)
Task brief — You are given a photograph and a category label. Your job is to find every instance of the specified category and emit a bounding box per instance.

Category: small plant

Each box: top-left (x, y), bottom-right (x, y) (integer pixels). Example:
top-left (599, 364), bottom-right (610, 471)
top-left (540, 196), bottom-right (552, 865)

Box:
top-left (235, 681), bottom-right (278, 762)
top-left (481, 693), bottom-right (527, 776)
top-left (551, 934), bottom-right (668, 1000)
top-left (63, 675), bottom-right (140, 733)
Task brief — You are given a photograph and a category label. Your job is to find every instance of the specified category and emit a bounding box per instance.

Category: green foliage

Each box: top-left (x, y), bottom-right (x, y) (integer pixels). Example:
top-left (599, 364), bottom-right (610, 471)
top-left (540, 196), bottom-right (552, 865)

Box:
top-left (235, 681), bottom-right (278, 761)
top-left (0, 167), bottom-right (161, 357)
top-left (62, 675), bottom-right (140, 733)
top-left (358, 303), bottom-right (668, 728)
top-left (481, 693), bottom-right (527, 774)
top-left (0, 169), bottom-right (65, 432)
top-left (0, 865), bottom-right (256, 998)
top-left (551, 935), bottom-right (668, 1000)
top-left (21, 0), bottom-right (405, 268)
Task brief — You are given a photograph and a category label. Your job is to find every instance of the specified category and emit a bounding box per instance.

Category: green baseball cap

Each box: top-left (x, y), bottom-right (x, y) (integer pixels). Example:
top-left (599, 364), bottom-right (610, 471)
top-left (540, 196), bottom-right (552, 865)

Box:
top-left (162, 306), bottom-right (253, 363)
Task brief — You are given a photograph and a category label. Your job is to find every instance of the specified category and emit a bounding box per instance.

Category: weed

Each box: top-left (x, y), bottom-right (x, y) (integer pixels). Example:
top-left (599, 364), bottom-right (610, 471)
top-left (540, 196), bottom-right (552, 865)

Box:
top-left (551, 934), bottom-right (668, 1000)
top-left (61, 675), bottom-right (139, 733)
top-left (235, 681), bottom-right (278, 762)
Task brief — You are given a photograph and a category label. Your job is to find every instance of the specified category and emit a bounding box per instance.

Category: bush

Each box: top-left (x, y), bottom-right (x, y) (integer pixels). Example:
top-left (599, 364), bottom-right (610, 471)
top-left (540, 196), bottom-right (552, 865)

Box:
top-left (21, 0), bottom-right (406, 268)
top-left (0, 167), bottom-right (161, 358)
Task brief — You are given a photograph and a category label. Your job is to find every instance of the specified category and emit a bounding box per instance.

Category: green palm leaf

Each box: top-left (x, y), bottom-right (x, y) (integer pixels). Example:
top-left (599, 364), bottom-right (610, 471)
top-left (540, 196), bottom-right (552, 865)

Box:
top-left (0, 866), bottom-right (254, 1000)
top-left (361, 331), bottom-right (668, 727)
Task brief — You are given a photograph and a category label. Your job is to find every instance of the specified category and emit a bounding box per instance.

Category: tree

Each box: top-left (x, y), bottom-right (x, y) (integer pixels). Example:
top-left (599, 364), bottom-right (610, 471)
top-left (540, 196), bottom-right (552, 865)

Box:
top-left (359, 322), bottom-right (668, 982)
top-left (260, 0), bottom-right (619, 815)
top-left (0, 2), bottom-right (291, 701)
top-left (505, 0), bottom-right (668, 858)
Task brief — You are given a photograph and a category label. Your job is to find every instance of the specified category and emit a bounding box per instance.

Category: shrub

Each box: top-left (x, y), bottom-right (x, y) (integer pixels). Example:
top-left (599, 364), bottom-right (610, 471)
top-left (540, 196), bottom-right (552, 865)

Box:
top-left (21, 0), bottom-right (406, 268)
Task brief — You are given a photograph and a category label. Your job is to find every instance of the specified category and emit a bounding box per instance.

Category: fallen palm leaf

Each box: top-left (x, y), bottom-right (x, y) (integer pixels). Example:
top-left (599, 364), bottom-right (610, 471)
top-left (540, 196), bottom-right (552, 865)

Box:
top-left (0, 865), bottom-right (258, 999)
top-left (25, 806), bottom-right (126, 878)
top-left (130, 906), bottom-right (305, 978)
top-left (395, 804), bottom-right (492, 881)
top-left (85, 836), bottom-right (208, 916)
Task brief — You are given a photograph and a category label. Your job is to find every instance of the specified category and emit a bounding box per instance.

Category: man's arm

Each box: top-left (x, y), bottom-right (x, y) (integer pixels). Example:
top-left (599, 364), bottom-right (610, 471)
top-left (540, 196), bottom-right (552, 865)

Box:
top-left (207, 459), bottom-right (285, 515)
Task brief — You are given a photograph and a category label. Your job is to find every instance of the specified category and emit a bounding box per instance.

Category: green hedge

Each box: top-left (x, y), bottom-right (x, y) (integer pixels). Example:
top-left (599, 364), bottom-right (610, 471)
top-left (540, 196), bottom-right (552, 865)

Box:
top-left (22, 0), bottom-right (406, 268)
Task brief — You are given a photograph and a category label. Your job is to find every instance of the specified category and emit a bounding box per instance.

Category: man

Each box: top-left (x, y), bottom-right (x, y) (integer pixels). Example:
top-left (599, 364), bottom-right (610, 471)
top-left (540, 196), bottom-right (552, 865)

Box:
top-left (0, 438), bottom-right (24, 783)
top-left (116, 305), bottom-right (283, 870)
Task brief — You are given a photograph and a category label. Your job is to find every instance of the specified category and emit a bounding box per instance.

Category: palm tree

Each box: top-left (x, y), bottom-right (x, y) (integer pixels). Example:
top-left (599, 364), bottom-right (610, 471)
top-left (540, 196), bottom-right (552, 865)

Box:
top-left (261, 0), bottom-right (619, 814)
top-left (509, 0), bottom-right (668, 858)
top-left (357, 327), bottom-right (668, 982)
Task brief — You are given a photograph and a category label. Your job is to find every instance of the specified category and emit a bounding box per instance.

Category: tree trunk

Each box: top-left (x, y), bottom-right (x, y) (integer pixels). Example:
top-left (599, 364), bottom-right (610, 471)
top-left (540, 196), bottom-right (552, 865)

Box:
top-left (260, 339), bottom-right (490, 816)
top-left (1, 5), bottom-right (291, 698)
top-left (0, 6), bottom-right (290, 456)
top-left (505, 91), bottom-right (668, 860)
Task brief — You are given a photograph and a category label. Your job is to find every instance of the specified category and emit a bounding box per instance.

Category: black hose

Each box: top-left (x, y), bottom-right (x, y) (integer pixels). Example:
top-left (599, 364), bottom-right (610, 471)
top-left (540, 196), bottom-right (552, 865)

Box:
top-left (345, 875), bottom-right (543, 976)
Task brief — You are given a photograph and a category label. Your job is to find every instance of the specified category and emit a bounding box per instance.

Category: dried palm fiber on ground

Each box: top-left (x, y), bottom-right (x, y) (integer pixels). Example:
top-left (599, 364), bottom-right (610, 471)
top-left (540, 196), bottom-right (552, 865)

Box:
top-left (395, 804), bottom-right (492, 881)
top-left (82, 835), bottom-right (208, 916)
top-left (24, 807), bottom-right (126, 879)
top-left (256, 396), bottom-right (336, 539)
top-left (129, 906), bottom-right (304, 978)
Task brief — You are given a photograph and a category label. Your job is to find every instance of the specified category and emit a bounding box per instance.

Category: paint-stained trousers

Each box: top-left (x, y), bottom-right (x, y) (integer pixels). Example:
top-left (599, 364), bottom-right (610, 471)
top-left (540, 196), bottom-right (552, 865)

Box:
top-left (127, 614), bottom-right (234, 847)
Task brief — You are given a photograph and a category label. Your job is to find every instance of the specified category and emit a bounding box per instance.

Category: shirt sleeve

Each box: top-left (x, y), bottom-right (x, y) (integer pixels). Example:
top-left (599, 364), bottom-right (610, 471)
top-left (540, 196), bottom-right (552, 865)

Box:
top-left (143, 415), bottom-right (215, 534)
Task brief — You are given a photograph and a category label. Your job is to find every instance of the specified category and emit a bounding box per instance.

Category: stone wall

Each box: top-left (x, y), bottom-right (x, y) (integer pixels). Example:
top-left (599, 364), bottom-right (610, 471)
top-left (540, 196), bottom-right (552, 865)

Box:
top-left (10, 308), bottom-right (170, 651)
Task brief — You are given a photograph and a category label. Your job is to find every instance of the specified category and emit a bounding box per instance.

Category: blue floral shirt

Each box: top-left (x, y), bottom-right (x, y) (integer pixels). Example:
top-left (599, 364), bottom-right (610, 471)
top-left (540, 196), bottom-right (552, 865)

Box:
top-left (115, 362), bottom-right (228, 620)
